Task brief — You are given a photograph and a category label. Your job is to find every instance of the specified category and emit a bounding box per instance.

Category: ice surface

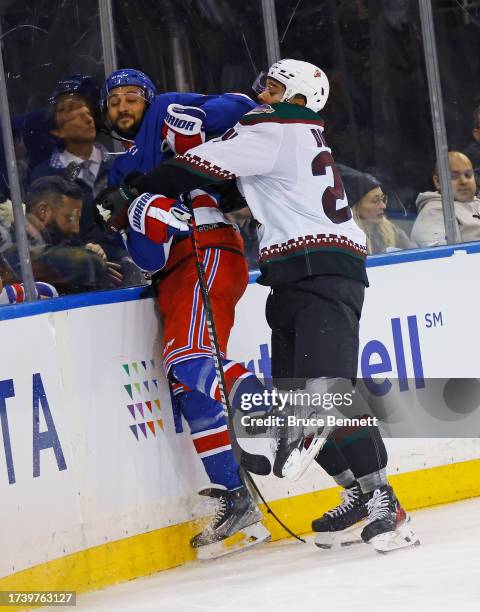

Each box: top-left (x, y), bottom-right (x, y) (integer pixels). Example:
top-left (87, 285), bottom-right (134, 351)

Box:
top-left (69, 498), bottom-right (480, 612)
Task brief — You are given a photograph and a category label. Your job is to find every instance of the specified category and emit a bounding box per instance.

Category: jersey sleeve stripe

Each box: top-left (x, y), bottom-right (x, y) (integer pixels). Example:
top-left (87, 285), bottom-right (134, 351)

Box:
top-left (169, 153), bottom-right (236, 181)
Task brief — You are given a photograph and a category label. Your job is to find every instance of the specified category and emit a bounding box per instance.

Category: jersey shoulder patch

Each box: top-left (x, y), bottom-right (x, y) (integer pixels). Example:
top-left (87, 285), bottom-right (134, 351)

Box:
top-left (245, 104), bottom-right (275, 115)
top-left (240, 102), bottom-right (324, 127)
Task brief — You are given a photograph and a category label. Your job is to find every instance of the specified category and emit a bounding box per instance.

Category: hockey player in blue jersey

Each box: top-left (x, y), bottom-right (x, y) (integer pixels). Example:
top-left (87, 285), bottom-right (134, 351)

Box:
top-left (102, 69), bottom-right (256, 186)
top-left (101, 69), bottom-right (272, 558)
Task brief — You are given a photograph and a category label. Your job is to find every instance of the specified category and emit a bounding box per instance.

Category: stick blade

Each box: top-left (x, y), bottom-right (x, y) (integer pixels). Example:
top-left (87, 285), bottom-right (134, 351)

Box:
top-left (240, 449), bottom-right (271, 475)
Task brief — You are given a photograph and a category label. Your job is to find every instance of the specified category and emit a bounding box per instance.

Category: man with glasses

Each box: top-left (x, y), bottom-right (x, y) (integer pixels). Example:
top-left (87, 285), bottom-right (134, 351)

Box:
top-left (412, 151), bottom-right (480, 247)
top-left (31, 75), bottom-right (110, 208)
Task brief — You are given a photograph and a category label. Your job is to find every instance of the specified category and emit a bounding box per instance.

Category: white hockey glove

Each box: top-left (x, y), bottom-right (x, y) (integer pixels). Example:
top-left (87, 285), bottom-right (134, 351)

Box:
top-left (161, 104), bottom-right (206, 154)
top-left (128, 193), bottom-right (192, 243)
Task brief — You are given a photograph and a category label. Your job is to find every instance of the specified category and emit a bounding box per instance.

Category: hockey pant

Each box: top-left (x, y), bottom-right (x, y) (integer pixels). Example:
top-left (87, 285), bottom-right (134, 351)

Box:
top-left (158, 246), bottom-right (259, 490)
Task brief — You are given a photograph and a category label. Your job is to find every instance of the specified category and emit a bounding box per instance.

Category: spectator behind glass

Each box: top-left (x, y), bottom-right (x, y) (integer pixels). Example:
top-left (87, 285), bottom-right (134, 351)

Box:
top-left (411, 151), bottom-right (480, 247)
top-left (341, 166), bottom-right (414, 254)
top-left (463, 106), bottom-right (480, 175)
top-left (29, 76), bottom-right (144, 287)
top-left (29, 75), bottom-right (112, 239)
top-left (4, 176), bottom-right (122, 293)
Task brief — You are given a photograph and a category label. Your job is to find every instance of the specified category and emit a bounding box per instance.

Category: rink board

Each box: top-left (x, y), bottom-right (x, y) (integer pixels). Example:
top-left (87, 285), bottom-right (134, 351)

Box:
top-left (1, 245), bottom-right (480, 598)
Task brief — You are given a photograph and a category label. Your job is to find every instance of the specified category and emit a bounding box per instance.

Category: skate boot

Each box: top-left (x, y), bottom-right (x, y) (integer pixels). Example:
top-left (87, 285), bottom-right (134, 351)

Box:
top-left (191, 486), bottom-right (271, 560)
top-left (272, 407), bottom-right (328, 480)
top-left (312, 482), bottom-right (369, 549)
top-left (361, 485), bottom-right (420, 553)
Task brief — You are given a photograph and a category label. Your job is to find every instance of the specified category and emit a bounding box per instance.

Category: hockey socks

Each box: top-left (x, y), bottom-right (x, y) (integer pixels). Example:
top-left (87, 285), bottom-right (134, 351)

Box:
top-left (315, 438), bottom-right (355, 487)
top-left (172, 358), bottom-right (270, 414)
top-left (324, 424), bottom-right (388, 487)
top-left (176, 390), bottom-right (243, 490)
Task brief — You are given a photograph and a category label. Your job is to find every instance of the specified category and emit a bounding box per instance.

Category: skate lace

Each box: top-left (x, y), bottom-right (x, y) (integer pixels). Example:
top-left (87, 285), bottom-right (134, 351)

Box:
top-left (365, 489), bottom-right (390, 524)
top-left (325, 486), bottom-right (359, 517)
top-left (212, 496), bottom-right (228, 528)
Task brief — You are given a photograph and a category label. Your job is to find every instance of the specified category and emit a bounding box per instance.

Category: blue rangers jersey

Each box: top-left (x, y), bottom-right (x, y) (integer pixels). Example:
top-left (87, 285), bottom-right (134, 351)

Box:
top-left (108, 92), bottom-right (256, 185)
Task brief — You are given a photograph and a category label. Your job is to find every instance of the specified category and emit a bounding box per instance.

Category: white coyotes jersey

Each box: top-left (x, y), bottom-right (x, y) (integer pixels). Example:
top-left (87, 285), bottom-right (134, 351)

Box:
top-left (173, 102), bottom-right (367, 271)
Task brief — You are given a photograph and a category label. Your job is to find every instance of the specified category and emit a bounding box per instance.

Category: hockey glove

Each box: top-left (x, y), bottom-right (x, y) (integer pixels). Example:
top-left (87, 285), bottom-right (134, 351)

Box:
top-left (128, 193), bottom-right (192, 243)
top-left (161, 104), bottom-right (206, 154)
top-left (94, 183), bottom-right (140, 233)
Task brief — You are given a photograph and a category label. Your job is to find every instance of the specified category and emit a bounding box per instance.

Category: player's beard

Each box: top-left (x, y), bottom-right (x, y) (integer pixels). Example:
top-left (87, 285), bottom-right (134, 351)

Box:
top-left (112, 116), bottom-right (141, 139)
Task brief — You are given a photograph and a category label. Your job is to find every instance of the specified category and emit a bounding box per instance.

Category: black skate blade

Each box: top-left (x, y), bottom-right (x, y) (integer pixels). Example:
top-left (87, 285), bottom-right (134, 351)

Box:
top-left (240, 449), bottom-right (271, 475)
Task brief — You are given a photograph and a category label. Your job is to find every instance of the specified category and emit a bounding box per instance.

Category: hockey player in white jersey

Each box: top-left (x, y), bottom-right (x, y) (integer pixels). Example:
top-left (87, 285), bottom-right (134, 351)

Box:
top-left (101, 58), bottom-right (418, 553)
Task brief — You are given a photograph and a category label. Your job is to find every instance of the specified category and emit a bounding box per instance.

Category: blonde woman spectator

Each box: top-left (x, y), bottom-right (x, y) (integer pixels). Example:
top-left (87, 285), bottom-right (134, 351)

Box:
top-left (411, 151), bottom-right (480, 247)
top-left (340, 167), bottom-right (414, 254)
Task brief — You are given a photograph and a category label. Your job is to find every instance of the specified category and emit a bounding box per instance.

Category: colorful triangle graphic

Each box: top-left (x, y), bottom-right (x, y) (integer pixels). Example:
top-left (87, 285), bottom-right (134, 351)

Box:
top-left (136, 402), bottom-right (144, 418)
top-left (138, 423), bottom-right (147, 438)
top-left (157, 419), bottom-right (164, 431)
top-left (141, 360), bottom-right (147, 370)
top-left (127, 404), bottom-right (135, 420)
top-left (134, 382), bottom-right (141, 396)
top-left (145, 401), bottom-right (153, 413)
top-left (147, 421), bottom-right (156, 436)
top-left (129, 424), bottom-right (139, 440)
top-left (143, 380), bottom-right (149, 393)
top-left (124, 384), bottom-right (133, 400)
top-left (123, 364), bottom-right (130, 376)
top-left (152, 379), bottom-right (158, 388)
top-left (154, 399), bottom-right (161, 411)
top-left (132, 362), bottom-right (139, 374)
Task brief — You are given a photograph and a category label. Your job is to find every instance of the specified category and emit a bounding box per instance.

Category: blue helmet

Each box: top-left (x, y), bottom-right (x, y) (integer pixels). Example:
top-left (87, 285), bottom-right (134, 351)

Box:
top-left (48, 74), bottom-right (100, 107)
top-left (100, 68), bottom-right (157, 111)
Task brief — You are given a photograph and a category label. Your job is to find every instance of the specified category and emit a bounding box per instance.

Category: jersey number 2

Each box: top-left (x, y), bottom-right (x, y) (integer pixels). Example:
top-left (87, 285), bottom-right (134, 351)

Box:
top-left (311, 151), bottom-right (352, 224)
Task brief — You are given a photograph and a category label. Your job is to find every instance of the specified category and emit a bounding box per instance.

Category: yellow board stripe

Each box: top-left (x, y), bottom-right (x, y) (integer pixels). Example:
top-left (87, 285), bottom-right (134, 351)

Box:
top-left (1, 458), bottom-right (479, 609)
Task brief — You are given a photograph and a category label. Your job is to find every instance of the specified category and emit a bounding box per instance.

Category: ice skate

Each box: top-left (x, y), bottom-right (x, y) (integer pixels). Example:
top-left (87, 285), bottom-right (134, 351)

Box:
top-left (361, 485), bottom-right (420, 553)
top-left (192, 486), bottom-right (271, 560)
top-left (272, 408), bottom-right (328, 480)
top-left (313, 482), bottom-right (368, 549)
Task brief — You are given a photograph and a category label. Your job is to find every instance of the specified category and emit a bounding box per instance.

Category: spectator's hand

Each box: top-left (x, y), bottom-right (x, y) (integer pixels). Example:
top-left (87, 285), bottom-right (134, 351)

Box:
top-left (85, 242), bottom-right (107, 260)
top-left (105, 261), bottom-right (124, 287)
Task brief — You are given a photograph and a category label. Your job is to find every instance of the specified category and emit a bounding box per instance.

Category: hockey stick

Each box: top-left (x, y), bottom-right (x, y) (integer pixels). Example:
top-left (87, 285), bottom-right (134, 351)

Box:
top-left (184, 194), bottom-right (305, 543)
top-left (184, 193), bottom-right (270, 476)
top-left (241, 468), bottom-right (306, 543)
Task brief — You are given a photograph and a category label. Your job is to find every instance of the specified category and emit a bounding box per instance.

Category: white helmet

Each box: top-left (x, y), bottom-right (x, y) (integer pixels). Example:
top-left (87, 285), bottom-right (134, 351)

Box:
top-left (267, 59), bottom-right (329, 112)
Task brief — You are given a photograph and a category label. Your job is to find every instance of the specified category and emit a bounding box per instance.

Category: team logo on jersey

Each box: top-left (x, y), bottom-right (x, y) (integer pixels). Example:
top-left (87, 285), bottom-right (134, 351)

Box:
top-left (314, 69), bottom-right (322, 78)
top-left (246, 104), bottom-right (275, 115)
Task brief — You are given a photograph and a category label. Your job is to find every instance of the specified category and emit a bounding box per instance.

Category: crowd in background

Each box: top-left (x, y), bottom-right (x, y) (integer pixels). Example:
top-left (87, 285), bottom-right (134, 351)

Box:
top-left (2, 0), bottom-right (480, 303)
